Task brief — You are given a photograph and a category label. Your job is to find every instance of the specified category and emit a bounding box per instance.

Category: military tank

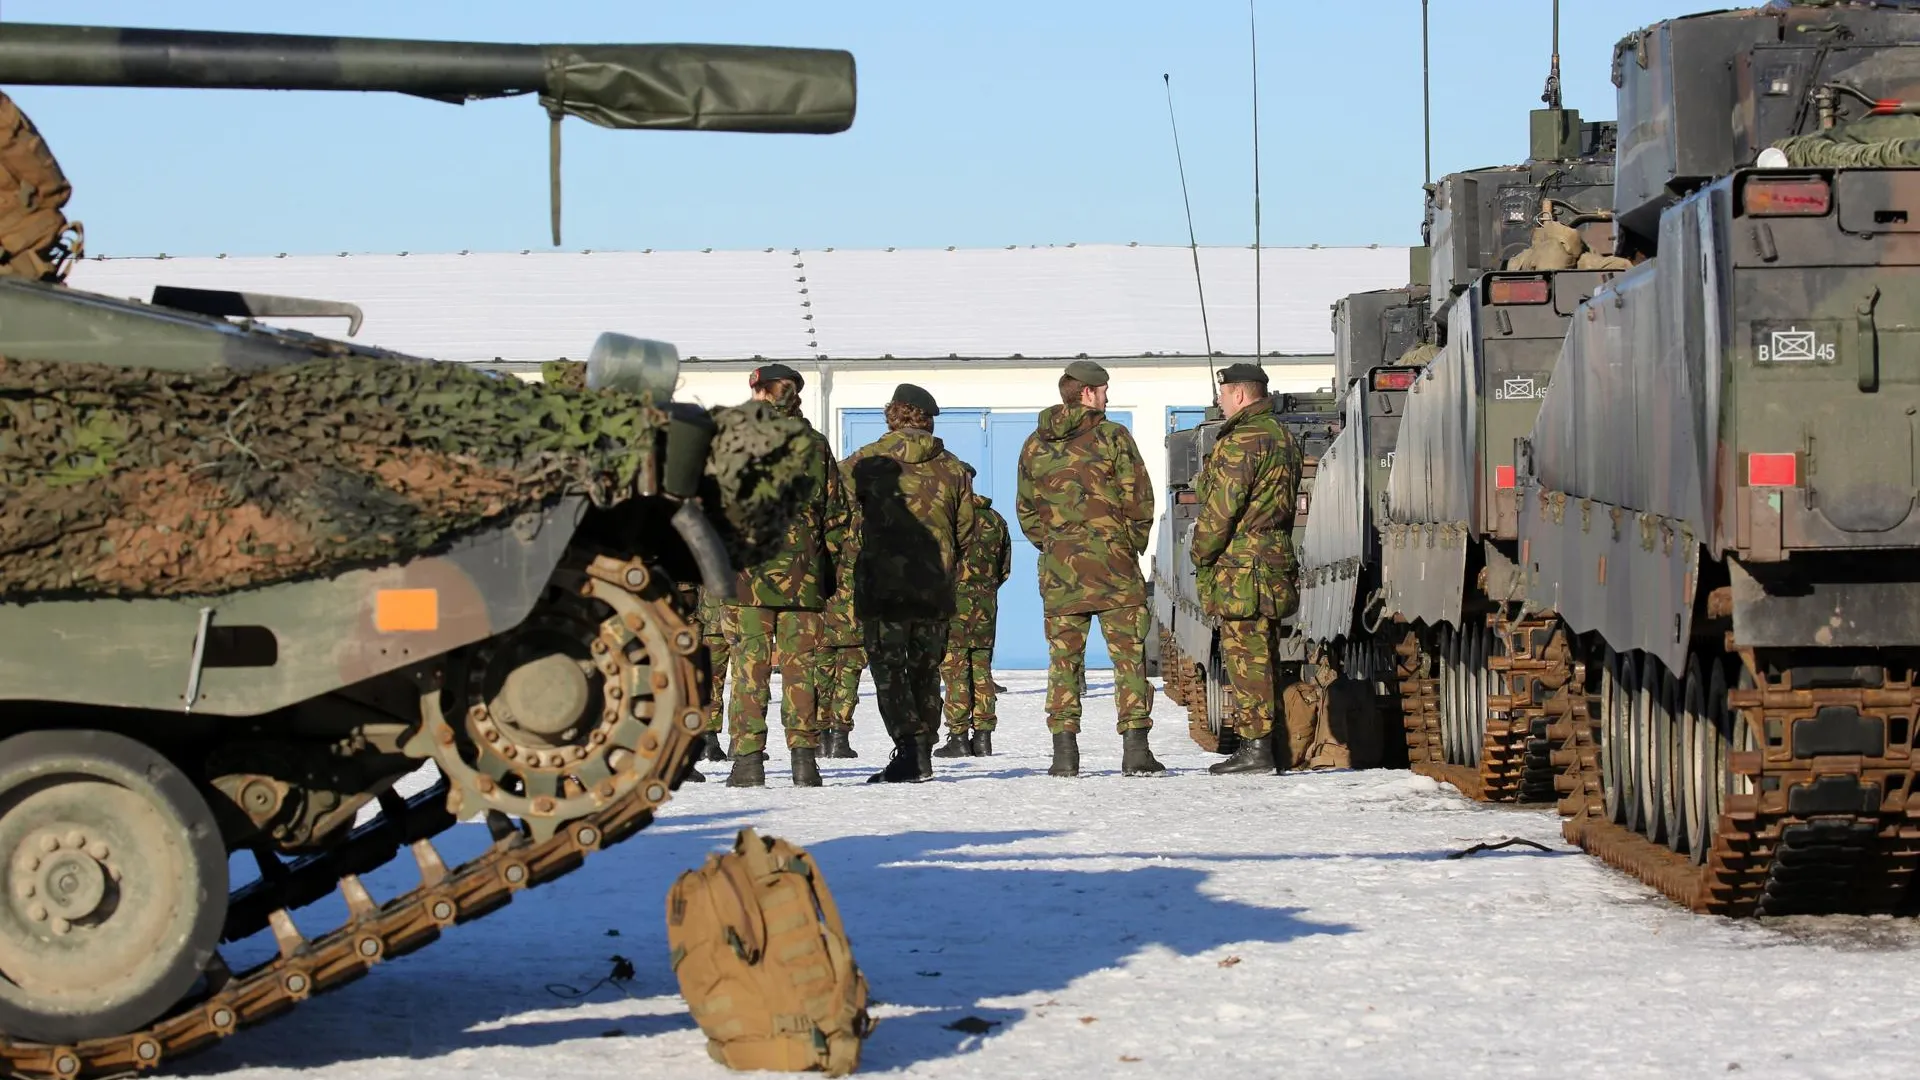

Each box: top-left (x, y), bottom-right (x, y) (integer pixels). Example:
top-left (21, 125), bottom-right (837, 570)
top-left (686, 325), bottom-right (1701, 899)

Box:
top-left (0, 22), bottom-right (853, 1073)
top-left (1152, 389), bottom-right (1341, 753)
top-left (1518, 0), bottom-right (1920, 917)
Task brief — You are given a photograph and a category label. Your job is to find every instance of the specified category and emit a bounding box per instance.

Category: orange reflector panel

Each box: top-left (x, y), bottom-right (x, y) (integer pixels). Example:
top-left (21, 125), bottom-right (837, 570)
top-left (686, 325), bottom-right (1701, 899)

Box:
top-left (1494, 465), bottom-right (1516, 489)
top-left (375, 588), bottom-right (440, 632)
top-left (1372, 368), bottom-right (1418, 391)
top-left (1743, 177), bottom-right (1830, 217)
top-left (1175, 490), bottom-right (1198, 504)
top-left (1488, 278), bottom-right (1550, 305)
top-left (1748, 453), bottom-right (1797, 487)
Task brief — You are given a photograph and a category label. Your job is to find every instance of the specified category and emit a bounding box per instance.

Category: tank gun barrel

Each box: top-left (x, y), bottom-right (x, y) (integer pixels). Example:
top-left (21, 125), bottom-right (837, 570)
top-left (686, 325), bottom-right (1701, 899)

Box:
top-left (0, 24), bottom-right (855, 133)
top-left (0, 23), bottom-right (858, 244)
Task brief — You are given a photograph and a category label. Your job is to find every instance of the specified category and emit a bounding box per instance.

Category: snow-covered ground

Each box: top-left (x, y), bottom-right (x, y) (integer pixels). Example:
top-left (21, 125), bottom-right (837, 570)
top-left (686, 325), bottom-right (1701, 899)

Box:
top-left (194, 671), bottom-right (1920, 1080)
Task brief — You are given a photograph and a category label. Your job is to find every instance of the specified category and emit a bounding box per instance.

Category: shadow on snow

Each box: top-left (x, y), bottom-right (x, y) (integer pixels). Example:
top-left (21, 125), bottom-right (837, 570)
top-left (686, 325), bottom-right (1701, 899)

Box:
top-left (178, 811), bottom-right (1357, 1073)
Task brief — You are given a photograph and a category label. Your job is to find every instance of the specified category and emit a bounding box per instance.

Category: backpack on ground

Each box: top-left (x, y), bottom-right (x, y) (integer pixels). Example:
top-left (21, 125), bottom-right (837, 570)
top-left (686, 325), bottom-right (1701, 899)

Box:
top-left (666, 828), bottom-right (873, 1075)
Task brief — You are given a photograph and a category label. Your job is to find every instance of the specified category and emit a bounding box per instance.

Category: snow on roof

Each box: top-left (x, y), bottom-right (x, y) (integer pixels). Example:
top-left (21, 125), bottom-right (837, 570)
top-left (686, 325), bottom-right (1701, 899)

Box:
top-left (64, 242), bottom-right (1410, 364)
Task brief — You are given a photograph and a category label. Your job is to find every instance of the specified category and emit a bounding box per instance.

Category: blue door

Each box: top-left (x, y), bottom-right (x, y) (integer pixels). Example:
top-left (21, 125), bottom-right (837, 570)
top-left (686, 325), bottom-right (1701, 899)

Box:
top-left (1167, 406), bottom-right (1211, 433)
top-left (839, 406), bottom-right (1133, 670)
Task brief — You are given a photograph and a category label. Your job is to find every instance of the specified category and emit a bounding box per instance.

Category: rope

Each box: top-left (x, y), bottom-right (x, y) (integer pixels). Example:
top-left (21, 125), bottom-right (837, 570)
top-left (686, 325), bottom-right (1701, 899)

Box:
top-left (544, 954), bottom-right (637, 1001)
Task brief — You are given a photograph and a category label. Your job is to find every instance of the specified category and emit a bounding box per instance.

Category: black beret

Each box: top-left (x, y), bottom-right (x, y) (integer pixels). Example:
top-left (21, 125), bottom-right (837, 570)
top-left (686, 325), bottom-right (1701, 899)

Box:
top-left (750, 362), bottom-right (805, 390)
top-left (1217, 362), bottom-right (1269, 387)
top-left (891, 382), bottom-right (940, 416)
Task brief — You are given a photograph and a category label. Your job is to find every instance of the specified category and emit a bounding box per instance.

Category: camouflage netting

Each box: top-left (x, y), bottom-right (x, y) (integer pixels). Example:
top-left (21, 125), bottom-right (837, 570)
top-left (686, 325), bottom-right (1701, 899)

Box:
top-left (1397, 342), bottom-right (1441, 367)
top-left (0, 354), bottom-right (664, 599)
top-left (701, 400), bottom-right (818, 569)
top-left (1774, 115), bottom-right (1920, 168)
top-left (541, 360), bottom-right (588, 390)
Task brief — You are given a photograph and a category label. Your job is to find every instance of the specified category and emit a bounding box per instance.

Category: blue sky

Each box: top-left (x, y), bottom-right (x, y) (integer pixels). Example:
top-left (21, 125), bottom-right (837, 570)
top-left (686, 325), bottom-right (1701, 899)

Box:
top-left (9, 1), bottom-right (1707, 256)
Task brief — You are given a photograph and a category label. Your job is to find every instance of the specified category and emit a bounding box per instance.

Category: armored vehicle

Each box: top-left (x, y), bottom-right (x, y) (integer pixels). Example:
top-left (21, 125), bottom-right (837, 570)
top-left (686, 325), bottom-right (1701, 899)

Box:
top-left (1153, 389), bottom-right (1340, 752)
top-left (0, 22), bottom-right (854, 1072)
top-left (1517, 0), bottom-right (1920, 917)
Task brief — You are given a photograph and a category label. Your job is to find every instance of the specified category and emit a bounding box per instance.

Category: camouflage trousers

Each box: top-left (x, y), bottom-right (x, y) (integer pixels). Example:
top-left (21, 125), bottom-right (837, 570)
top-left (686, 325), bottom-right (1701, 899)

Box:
top-left (1220, 616), bottom-right (1279, 739)
top-left (701, 632), bottom-right (731, 736)
top-left (940, 645), bottom-right (997, 734)
top-left (1044, 604), bottom-right (1153, 735)
top-left (818, 645), bottom-right (866, 732)
top-left (864, 619), bottom-right (947, 746)
top-left (727, 606), bottom-right (823, 754)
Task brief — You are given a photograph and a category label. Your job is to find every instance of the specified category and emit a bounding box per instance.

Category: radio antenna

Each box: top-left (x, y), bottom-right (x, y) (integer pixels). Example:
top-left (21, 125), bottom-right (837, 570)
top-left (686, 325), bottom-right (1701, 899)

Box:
top-left (1162, 73), bottom-right (1217, 392)
top-left (1250, 0), bottom-right (1263, 364)
top-left (1422, 0), bottom-right (1433, 183)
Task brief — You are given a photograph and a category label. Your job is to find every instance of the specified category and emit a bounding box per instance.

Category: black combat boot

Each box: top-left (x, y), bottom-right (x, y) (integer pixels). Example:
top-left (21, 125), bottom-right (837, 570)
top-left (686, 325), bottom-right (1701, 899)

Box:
top-left (1208, 733), bottom-right (1276, 775)
top-left (683, 761), bottom-right (708, 783)
top-left (866, 740), bottom-right (925, 784)
top-left (1121, 728), bottom-right (1166, 776)
top-left (1048, 731), bottom-right (1080, 777)
top-left (916, 732), bottom-right (936, 779)
top-left (933, 730), bottom-right (973, 757)
top-left (791, 745), bottom-right (822, 787)
top-left (726, 750), bottom-right (767, 787)
top-left (969, 728), bottom-right (993, 756)
top-left (825, 728), bottom-right (858, 759)
top-left (702, 735), bottom-right (727, 763)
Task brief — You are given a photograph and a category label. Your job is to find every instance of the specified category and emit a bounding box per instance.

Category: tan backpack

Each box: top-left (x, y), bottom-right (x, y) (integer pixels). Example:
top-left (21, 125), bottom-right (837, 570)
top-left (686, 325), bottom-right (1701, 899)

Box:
top-left (0, 90), bottom-right (80, 283)
top-left (666, 828), bottom-right (872, 1075)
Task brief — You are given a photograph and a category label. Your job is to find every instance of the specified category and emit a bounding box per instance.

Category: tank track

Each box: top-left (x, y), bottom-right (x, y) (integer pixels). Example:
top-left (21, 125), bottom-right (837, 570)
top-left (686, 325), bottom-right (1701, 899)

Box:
top-left (1397, 630), bottom-right (1485, 797)
top-left (1484, 616), bottom-right (1576, 804)
top-left (1559, 654), bottom-right (1920, 916)
top-left (0, 554), bottom-right (705, 1079)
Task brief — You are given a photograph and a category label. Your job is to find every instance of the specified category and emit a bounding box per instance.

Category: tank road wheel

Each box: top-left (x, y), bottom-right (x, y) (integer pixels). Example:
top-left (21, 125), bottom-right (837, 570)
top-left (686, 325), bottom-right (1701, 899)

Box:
top-left (1468, 625), bottom-right (1490, 768)
top-left (1655, 658), bottom-right (1687, 855)
top-left (411, 554), bottom-right (703, 843)
top-left (1679, 655), bottom-right (1711, 862)
top-left (1639, 653), bottom-right (1675, 848)
top-left (0, 730), bottom-right (228, 1044)
top-left (1435, 628), bottom-right (1456, 764)
top-left (1600, 647), bottom-right (1627, 826)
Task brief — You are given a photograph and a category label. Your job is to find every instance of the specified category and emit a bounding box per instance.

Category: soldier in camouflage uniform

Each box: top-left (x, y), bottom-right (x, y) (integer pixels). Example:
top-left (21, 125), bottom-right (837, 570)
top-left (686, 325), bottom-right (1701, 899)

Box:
top-left (1189, 363), bottom-right (1304, 775)
top-left (723, 363), bottom-right (849, 788)
top-left (815, 453), bottom-right (865, 759)
top-left (842, 383), bottom-right (977, 783)
top-left (1015, 360), bottom-right (1164, 778)
top-left (934, 462), bottom-right (1011, 758)
top-left (697, 588), bottom-right (734, 761)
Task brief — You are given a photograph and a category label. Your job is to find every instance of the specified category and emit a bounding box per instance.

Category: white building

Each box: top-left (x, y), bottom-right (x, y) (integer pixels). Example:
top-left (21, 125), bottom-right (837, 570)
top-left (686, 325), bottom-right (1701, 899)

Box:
top-left (68, 242), bottom-right (1410, 666)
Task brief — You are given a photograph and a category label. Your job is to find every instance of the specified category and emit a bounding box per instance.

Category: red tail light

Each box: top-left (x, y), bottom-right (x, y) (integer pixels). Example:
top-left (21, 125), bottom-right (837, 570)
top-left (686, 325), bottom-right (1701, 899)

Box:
top-left (1371, 368), bottom-right (1419, 391)
top-left (1494, 465), bottom-right (1516, 489)
top-left (1743, 177), bottom-right (1830, 217)
top-left (1175, 489), bottom-right (1198, 504)
top-left (1747, 452), bottom-right (1798, 487)
top-left (1296, 494), bottom-right (1310, 515)
top-left (1488, 278), bottom-right (1550, 305)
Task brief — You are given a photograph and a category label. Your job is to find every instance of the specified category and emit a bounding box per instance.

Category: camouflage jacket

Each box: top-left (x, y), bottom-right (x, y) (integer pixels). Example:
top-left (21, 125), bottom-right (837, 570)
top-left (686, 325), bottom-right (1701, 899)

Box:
top-left (952, 496), bottom-right (1011, 648)
top-left (819, 457), bottom-right (863, 646)
top-left (842, 428), bottom-right (977, 622)
top-left (1189, 397), bottom-right (1303, 620)
top-left (1014, 404), bottom-right (1155, 615)
top-left (732, 416), bottom-right (848, 610)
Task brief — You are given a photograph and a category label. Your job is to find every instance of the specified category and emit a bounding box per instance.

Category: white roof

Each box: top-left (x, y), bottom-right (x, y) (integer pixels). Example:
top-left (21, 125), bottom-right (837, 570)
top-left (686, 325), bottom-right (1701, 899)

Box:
top-left (65, 242), bottom-right (1409, 364)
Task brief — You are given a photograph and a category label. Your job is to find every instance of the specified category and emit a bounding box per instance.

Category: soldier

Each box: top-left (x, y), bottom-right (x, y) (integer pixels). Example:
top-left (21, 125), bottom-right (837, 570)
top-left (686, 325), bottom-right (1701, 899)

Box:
top-left (697, 587), bottom-right (734, 760)
top-left (934, 462), bottom-right (1012, 757)
top-left (1016, 360), bottom-right (1164, 778)
top-left (1188, 363), bottom-right (1304, 775)
top-left (816, 453), bottom-right (865, 759)
top-left (842, 383), bottom-right (976, 783)
top-left (723, 363), bottom-right (849, 788)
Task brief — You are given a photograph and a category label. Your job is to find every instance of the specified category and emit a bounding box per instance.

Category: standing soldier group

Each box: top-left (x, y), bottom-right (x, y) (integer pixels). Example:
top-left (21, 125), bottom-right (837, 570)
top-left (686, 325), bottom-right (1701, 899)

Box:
top-left (686, 359), bottom-right (1305, 783)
